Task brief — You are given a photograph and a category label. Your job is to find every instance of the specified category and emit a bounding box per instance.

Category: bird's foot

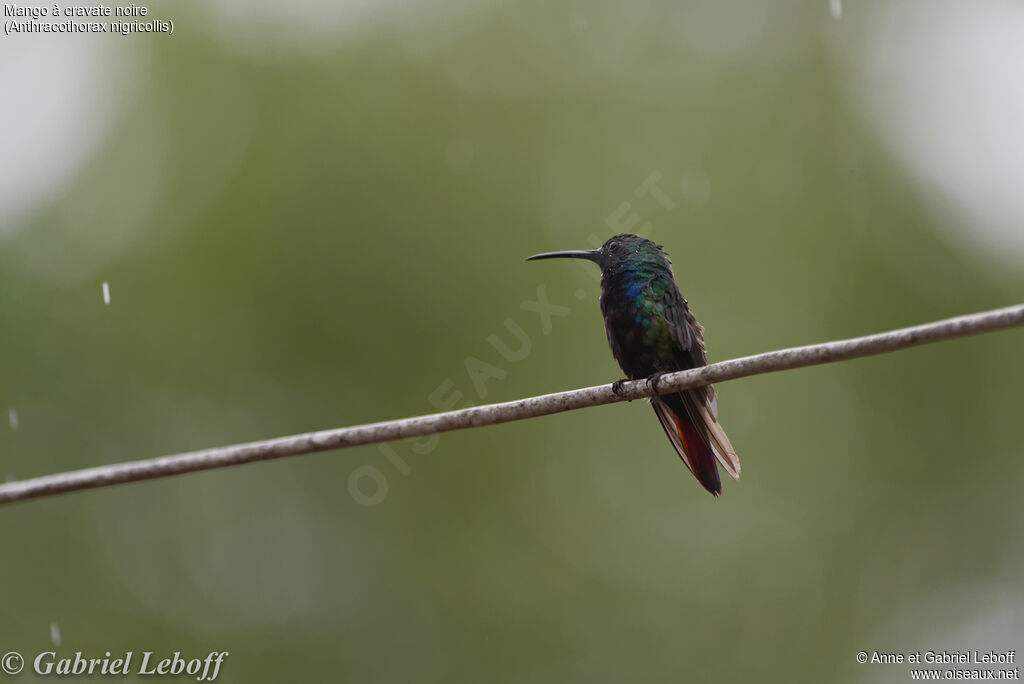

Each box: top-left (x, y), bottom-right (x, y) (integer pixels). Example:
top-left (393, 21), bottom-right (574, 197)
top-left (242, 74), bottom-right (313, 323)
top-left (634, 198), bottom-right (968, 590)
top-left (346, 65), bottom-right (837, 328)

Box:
top-left (646, 372), bottom-right (670, 394)
top-left (611, 378), bottom-right (629, 396)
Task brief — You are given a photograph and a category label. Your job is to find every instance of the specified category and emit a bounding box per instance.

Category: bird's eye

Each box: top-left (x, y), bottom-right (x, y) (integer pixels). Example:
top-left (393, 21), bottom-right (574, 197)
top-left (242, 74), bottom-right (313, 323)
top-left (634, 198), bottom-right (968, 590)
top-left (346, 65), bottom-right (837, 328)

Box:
top-left (608, 241), bottom-right (619, 251)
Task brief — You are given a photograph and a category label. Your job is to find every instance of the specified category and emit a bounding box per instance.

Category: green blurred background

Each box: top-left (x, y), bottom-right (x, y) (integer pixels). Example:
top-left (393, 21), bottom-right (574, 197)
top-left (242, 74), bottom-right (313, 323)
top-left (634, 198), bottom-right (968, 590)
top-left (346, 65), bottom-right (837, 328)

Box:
top-left (2, 1), bottom-right (1022, 682)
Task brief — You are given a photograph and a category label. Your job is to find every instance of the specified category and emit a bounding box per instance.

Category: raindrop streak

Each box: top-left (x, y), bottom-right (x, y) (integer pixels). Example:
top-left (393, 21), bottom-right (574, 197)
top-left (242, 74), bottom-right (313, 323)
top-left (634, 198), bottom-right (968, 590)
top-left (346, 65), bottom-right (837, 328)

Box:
top-left (8, 409), bottom-right (17, 429)
top-left (50, 622), bottom-right (61, 647)
top-left (830, 0), bottom-right (842, 19)
top-left (102, 281), bottom-right (111, 305)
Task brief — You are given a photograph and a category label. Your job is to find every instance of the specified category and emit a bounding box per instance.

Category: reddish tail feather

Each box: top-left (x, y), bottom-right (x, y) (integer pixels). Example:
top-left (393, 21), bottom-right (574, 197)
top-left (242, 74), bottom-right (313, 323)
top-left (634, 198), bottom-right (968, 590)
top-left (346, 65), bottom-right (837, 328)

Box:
top-left (673, 410), bottom-right (722, 496)
top-left (651, 394), bottom-right (722, 496)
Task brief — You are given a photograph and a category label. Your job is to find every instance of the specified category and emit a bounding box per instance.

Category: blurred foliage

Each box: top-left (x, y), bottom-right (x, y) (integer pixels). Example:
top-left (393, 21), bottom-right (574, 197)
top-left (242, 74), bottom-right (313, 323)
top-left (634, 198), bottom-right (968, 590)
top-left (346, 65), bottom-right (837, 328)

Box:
top-left (1, 1), bottom-right (1022, 683)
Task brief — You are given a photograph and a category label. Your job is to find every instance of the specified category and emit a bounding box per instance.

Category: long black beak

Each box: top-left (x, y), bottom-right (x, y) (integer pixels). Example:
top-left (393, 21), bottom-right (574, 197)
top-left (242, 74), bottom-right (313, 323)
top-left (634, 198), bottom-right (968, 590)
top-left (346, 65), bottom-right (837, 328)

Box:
top-left (525, 248), bottom-right (601, 262)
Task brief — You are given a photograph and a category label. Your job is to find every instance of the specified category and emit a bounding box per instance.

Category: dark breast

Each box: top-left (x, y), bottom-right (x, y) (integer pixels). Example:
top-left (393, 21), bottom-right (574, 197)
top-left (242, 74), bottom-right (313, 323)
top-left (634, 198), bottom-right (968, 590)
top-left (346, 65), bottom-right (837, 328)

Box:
top-left (599, 280), bottom-right (660, 380)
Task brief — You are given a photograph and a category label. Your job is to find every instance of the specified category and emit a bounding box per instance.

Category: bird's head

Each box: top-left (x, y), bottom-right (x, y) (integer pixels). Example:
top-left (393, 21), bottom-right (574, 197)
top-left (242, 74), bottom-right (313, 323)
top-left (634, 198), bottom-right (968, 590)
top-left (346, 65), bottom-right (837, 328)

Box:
top-left (526, 233), bottom-right (670, 274)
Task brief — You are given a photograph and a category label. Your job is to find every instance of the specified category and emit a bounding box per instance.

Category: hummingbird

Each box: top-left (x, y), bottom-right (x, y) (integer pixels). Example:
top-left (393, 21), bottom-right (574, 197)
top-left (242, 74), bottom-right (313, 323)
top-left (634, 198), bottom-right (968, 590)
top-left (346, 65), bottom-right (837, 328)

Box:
top-left (526, 233), bottom-right (740, 495)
